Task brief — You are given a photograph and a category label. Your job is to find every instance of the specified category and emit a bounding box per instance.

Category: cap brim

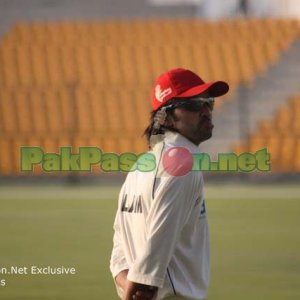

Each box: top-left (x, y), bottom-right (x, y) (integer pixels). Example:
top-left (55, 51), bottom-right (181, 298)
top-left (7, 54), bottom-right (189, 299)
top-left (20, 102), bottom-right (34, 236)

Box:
top-left (176, 81), bottom-right (229, 98)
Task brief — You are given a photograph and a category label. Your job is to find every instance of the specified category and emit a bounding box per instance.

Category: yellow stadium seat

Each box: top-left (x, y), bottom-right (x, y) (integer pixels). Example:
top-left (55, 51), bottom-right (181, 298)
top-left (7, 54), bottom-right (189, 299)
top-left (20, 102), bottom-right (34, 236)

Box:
top-left (14, 90), bottom-right (33, 134)
top-left (57, 88), bottom-right (76, 133)
top-left (42, 137), bottom-right (59, 153)
top-left (250, 43), bottom-right (267, 74)
top-left (275, 105), bottom-right (292, 132)
top-left (0, 45), bottom-right (19, 87)
top-left (75, 88), bottom-right (93, 133)
top-left (160, 45), bottom-right (180, 74)
top-left (221, 42), bottom-right (240, 88)
top-left (266, 136), bottom-right (280, 170)
top-left (279, 136), bottom-right (296, 171)
top-left (264, 40), bottom-right (280, 65)
top-left (248, 135), bottom-right (268, 153)
top-left (89, 89), bottom-right (109, 133)
top-left (235, 42), bottom-right (255, 85)
top-left (119, 92), bottom-right (138, 133)
top-left (175, 45), bottom-right (195, 72)
top-left (103, 20), bottom-right (123, 44)
top-left (57, 136), bottom-right (72, 149)
top-left (132, 89), bottom-right (152, 130)
top-left (0, 89), bottom-right (18, 134)
top-left (43, 90), bottom-right (62, 133)
top-left (30, 91), bottom-right (49, 134)
top-left (16, 46), bottom-right (33, 86)
top-left (89, 45), bottom-right (107, 85)
top-left (22, 137), bottom-right (44, 173)
top-left (118, 45), bottom-right (137, 85)
top-left (104, 45), bottom-right (123, 84)
top-left (13, 23), bottom-right (32, 43)
top-left (103, 90), bottom-right (122, 133)
top-left (148, 45), bottom-right (169, 79)
top-left (295, 140), bottom-right (300, 171)
top-left (60, 46), bottom-right (78, 84)
top-left (59, 21), bottom-right (78, 45)
top-left (86, 136), bottom-right (103, 149)
top-left (290, 96), bottom-right (300, 133)
top-left (31, 22), bottom-right (48, 43)
top-left (236, 93), bottom-right (300, 172)
top-left (134, 46), bottom-right (153, 85)
top-left (14, 138), bottom-right (26, 173)
top-left (206, 43), bottom-right (225, 80)
top-left (101, 137), bottom-right (119, 153)
top-left (31, 45), bottom-right (49, 86)
top-left (76, 47), bottom-right (93, 86)
top-left (119, 137), bottom-right (135, 153)
top-left (135, 137), bottom-right (148, 154)
top-left (45, 46), bottom-right (64, 86)
top-left (1, 19), bottom-right (300, 175)
top-left (41, 90), bottom-right (62, 134)
top-left (258, 119), bottom-right (273, 137)
top-left (231, 143), bottom-right (247, 155)
top-left (216, 20), bottom-right (234, 41)
top-left (76, 136), bottom-right (103, 173)
top-left (0, 139), bottom-right (14, 174)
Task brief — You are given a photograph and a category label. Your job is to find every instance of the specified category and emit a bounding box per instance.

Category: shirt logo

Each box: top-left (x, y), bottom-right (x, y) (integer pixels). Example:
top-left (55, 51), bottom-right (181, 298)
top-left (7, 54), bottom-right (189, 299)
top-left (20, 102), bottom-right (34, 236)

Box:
top-left (155, 84), bottom-right (172, 102)
top-left (199, 199), bottom-right (207, 219)
top-left (121, 194), bottom-right (143, 213)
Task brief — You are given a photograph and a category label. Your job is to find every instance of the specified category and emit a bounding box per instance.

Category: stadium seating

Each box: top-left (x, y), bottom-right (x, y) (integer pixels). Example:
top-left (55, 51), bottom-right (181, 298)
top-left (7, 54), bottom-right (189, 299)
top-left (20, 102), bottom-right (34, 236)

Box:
top-left (0, 18), bottom-right (299, 174)
top-left (232, 94), bottom-right (300, 172)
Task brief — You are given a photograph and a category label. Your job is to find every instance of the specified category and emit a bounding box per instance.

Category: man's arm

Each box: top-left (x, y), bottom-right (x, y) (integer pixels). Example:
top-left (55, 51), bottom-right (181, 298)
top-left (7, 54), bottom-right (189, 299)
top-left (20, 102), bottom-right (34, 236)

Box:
top-left (110, 210), bottom-right (129, 279)
top-left (115, 269), bottom-right (129, 291)
top-left (123, 280), bottom-right (158, 300)
top-left (115, 270), bottom-right (158, 300)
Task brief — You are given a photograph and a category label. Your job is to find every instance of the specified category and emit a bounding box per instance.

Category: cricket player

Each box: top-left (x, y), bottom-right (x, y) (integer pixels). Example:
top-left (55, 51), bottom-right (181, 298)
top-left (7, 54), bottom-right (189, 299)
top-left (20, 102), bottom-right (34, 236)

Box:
top-left (110, 68), bottom-right (229, 300)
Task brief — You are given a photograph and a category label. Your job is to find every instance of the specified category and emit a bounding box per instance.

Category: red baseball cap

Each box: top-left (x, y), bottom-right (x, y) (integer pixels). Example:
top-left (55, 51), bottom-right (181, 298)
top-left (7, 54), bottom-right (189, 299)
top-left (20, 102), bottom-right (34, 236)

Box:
top-left (152, 68), bottom-right (229, 111)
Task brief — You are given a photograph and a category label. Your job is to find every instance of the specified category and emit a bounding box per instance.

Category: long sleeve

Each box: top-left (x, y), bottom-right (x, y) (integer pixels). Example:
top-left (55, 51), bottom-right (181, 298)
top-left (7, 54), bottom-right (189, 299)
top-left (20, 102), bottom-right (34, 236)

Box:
top-left (110, 209), bottom-right (130, 299)
top-left (110, 210), bottom-right (129, 278)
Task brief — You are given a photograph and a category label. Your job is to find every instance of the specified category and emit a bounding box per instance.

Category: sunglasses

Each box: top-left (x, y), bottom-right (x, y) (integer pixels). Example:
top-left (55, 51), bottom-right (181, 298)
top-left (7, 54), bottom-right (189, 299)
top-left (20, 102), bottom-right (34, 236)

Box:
top-left (163, 97), bottom-right (215, 112)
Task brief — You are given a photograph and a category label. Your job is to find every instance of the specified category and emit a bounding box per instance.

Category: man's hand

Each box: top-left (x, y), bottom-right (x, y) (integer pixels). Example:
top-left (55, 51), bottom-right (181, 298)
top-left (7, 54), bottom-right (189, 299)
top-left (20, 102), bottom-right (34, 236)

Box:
top-left (123, 280), bottom-right (158, 300)
top-left (115, 269), bottom-right (129, 291)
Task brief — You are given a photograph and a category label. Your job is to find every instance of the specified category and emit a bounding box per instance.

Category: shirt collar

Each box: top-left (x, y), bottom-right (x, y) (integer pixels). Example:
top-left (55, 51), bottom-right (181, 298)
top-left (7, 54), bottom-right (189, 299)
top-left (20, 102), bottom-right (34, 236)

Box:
top-left (163, 131), bottom-right (201, 154)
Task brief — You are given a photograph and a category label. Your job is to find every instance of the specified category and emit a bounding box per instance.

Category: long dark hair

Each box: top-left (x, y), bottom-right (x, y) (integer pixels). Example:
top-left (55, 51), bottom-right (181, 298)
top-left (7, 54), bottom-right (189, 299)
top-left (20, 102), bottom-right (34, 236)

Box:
top-left (143, 99), bottom-right (181, 148)
top-left (143, 110), bottom-right (161, 148)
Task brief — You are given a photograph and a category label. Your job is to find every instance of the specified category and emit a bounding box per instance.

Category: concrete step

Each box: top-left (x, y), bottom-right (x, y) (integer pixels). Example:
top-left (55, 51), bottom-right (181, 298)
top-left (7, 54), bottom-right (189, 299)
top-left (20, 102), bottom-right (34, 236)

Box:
top-left (202, 39), bottom-right (300, 156)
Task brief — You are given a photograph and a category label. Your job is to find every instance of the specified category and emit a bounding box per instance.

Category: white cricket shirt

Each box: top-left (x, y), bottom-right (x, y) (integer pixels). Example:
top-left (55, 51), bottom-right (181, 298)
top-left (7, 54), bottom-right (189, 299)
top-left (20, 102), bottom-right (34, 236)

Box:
top-left (110, 131), bottom-right (210, 300)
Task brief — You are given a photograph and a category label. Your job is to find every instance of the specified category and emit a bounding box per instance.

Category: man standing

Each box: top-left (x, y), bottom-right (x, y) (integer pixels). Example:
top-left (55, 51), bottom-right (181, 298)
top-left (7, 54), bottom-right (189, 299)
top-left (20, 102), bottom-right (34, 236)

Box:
top-left (110, 68), bottom-right (229, 300)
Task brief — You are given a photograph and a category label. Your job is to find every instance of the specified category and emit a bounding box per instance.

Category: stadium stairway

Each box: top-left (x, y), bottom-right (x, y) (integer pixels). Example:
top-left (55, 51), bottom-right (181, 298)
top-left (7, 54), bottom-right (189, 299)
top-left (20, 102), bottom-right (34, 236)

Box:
top-left (201, 39), bottom-right (300, 158)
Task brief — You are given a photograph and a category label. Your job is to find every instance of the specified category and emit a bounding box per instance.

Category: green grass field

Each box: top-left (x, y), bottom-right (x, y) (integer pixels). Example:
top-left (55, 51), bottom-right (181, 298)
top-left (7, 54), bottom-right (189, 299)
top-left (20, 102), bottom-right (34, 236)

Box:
top-left (0, 184), bottom-right (299, 300)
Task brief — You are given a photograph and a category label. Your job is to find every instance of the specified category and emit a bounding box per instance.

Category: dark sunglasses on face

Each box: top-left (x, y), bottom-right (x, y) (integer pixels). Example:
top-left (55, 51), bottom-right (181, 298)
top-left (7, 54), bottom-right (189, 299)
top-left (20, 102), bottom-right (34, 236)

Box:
top-left (164, 97), bottom-right (215, 112)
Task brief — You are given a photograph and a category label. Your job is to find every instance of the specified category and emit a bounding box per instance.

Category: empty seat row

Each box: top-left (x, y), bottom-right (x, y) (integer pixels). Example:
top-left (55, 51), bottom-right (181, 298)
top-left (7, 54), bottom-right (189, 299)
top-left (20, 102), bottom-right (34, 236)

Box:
top-left (0, 88), bottom-right (151, 136)
top-left (3, 19), bottom-right (299, 47)
top-left (0, 40), bottom-right (283, 89)
top-left (232, 95), bottom-right (300, 172)
top-left (0, 136), bottom-right (148, 175)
